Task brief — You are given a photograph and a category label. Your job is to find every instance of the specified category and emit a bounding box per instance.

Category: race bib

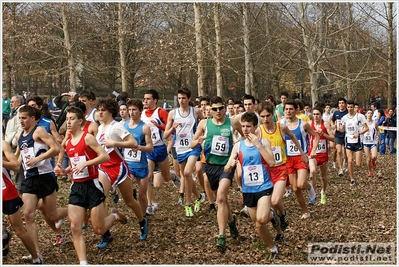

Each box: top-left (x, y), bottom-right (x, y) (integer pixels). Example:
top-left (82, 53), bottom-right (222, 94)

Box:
top-left (363, 131), bottom-right (373, 144)
top-left (210, 135), bottom-right (229, 156)
top-left (175, 133), bottom-right (193, 154)
top-left (336, 119), bottom-right (343, 129)
top-left (243, 164), bottom-right (264, 186)
top-left (286, 140), bottom-right (300, 156)
top-left (124, 148), bottom-right (142, 162)
top-left (150, 126), bottom-right (162, 146)
top-left (316, 139), bottom-right (327, 154)
top-left (271, 146), bottom-right (282, 164)
top-left (71, 155), bottom-right (89, 179)
top-left (22, 147), bottom-right (36, 170)
top-left (99, 134), bottom-right (114, 154)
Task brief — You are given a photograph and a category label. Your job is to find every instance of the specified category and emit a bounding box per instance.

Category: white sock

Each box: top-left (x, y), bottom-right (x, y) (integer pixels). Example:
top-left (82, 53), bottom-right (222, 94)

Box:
top-left (321, 190), bottom-right (325, 194)
top-left (308, 183), bottom-right (316, 200)
top-left (270, 245), bottom-right (278, 253)
top-left (113, 213), bottom-right (119, 220)
top-left (80, 260), bottom-right (88, 265)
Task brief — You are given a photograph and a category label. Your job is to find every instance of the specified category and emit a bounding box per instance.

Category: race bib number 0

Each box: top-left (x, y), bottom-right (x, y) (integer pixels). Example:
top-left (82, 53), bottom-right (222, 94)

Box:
top-left (210, 135), bottom-right (229, 156)
top-left (271, 146), bottom-right (282, 164)
top-left (287, 140), bottom-right (300, 156)
top-left (243, 164), bottom-right (264, 186)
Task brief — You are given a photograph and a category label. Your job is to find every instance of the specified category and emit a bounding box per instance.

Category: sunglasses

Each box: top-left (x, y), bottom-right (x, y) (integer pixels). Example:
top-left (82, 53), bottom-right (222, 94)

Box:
top-left (211, 106), bottom-right (225, 111)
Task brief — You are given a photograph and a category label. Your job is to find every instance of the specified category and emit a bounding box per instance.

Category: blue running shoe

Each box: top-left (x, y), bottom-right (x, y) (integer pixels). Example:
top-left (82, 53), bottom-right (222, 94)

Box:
top-left (98, 234), bottom-right (113, 249)
top-left (140, 218), bottom-right (148, 240)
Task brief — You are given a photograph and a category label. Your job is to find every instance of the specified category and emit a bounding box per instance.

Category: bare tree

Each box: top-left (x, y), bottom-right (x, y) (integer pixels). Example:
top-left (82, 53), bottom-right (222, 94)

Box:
top-left (194, 3), bottom-right (205, 97)
top-left (214, 3), bottom-right (223, 98)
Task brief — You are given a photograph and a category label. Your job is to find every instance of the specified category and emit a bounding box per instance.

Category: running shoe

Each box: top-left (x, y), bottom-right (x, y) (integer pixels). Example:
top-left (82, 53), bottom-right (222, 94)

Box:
top-left (240, 206), bottom-right (249, 217)
top-left (279, 212), bottom-right (289, 231)
top-left (321, 192), bottom-right (327, 205)
top-left (139, 217), bottom-right (148, 240)
top-left (146, 205), bottom-right (154, 216)
top-left (55, 219), bottom-right (63, 229)
top-left (111, 208), bottom-right (128, 224)
top-left (301, 213), bottom-right (310, 220)
top-left (371, 160), bottom-right (377, 169)
top-left (332, 162), bottom-right (336, 169)
top-left (207, 204), bottom-right (217, 213)
top-left (152, 203), bottom-right (159, 212)
top-left (270, 208), bottom-right (281, 230)
top-left (97, 234), bottom-right (114, 249)
top-left (368, 172), bottom-right (373, 177)
top-left (343, 159), bottom-right (348, 172)
top-left (269, 250), bottom-right (278, 260)
top-left (2, 230), bottom-right (11, 256)
top-left (185, 205), bottom-right (194, 217)
top-left (32, 253), bottom-right (43, 264)
top-left (308, 196), bottom-right (317, 205)
top-left (194, 199), bottom-right (202, 213)
top-left (177, 196), bottom-right (184, 205)
top-left (170, 170), bottom-right (181, 188)
top-left (273, 233), bottom-right (284, 242)
top-left (283, 189), bottom-right (293, 198)
top-left (82, 210), bottom-right (90, 229)
top-left (216, 234), bottom-right (226, 250)
top-left (199, 192), bottom-right (206, 203)
top-left (228, 214), bottom-right (239, 238)
top-left (350, 179), bottom-right (355, 186)
top-left (53, 234), bottom-right (66, 246)
top-left (338, 169), bottom-right (344, 176)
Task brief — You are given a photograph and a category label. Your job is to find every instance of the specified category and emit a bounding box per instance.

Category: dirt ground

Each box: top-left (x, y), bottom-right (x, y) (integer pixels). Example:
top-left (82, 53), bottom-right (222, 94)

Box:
top-left (2, 154), bottom-right (397, 265)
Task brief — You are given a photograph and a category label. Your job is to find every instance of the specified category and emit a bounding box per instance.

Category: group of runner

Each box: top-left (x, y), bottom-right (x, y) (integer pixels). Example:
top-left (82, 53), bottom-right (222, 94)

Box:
top-left (2, 88), bottom-right (385, 264)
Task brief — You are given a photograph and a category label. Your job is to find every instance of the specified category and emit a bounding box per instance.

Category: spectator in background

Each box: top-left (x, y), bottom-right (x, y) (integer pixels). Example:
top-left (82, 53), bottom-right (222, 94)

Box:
top-left (43, 97), bottom-right (53, 111)
top-left (118, 91), bottom-right (129, 106)
top-left (2, 92), bottom-right (12, 131)
top-left (371, 103), bottom-right (379, 123)
top-left (53, 92), bottom-right (77, 131)
top-left (385, 108), bottom-right (396, 155)
top-left (276, 91), bottom-right (289, 120)
top-left (377, 109), bottom-right (386, 154)
top-left (265, 94), bottom-right (278, 122)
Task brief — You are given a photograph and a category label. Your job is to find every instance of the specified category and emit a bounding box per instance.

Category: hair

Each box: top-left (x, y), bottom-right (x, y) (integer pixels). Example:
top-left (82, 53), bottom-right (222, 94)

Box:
top-left (234, 100), bottom-right (242, 105)
top-left (280, 91), bottom-right (289, 98)
top-left (209, 96), bottom-right (224, 106)
top-left (378, 109), bottom-right (385, 117)
top-left (241, 112), bottom-right (258, 126)
top-left (265, 94), bottom-right (275, 104)
top-left (200, 96), bottom-right (210, 103)
top-left (294, 98), bottom-right (304, 110)
top-left (259, 101), bottom-right (274, 114)
top-left (12, 95), bottom-right (24, 105)
top-left (354, 102), bottom-right (359, 107)
top-left (79, 90), bottom-right (96, 100)
top-left (177, 87), bottom-right (191, 99)
top-left (338, 97), bottom-right (347, 104)
top-left (145, 89), bottom-right (159, 103)
top-left (119, 91), bottom-right (129, 101)
top-left (107, 93), bottom-right (116, 100)
top-left (96, 98), bottom-right (119, 118)
top-left (347, 100), bottom-right (355, 106)
top-left (242, 94), bottom-right (255, 104)
top-left (19, 105), bottom-right (38, 118)
top-left (126, 98), bottom-right (144, 112)
top-left (26, 95), bottom-right (44, 108)
top-left (66, 106), bottom-right (85, 120)
top-left (227, 97), bottom-right (234, 103)
top-left (284, 99), bottom-right (298, 110)
top-left (73, 101), bottom-right (87, 114)
top-left (41, 103), bottom-right (53, 119)
top-left (312, 106), bottom-right (324, 114)
top-left (388, 107), bottom-right (395, 112)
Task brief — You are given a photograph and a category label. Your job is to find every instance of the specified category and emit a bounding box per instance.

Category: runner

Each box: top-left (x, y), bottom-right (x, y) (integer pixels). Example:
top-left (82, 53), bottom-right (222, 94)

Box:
top-left (338, 100), bottom-right (369, 186)
top-left (15, 105), bottom-right (61, 260)
top-left (54, 106), bottom-right (127, 265)
top-left (95, 98), bottom-right (148, 248)
top-left (281, 100), bottom-right (319, 219)
top-left (124, 99), bottom-right (154, 217)
top-left (2, 140), bottom-right (42, 264)
top-left (308, 105), bottom-right (335, 205)
top-left (363, 109), bottom-right (379, 177)
top-left (191, 96), bottom-right (243, 249)
top-left (225, 112), bottom-right (279, 259)
top-left (164, 87), bottom-right (204, 217)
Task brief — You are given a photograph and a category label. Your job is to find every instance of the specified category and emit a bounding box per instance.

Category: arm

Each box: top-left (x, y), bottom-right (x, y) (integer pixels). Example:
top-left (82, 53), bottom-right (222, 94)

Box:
top-left (138, 124), bottom-right (154, 153)
top-left (303, 122), bottom-right (320, 158)
top-left (164, 110), bottom-right (176, 140)
top-left (231, 118), bottom-right (244, 138)
top-left (322, 121), bottom-right (335, 142)
top-left (276, 108), bottom-right (283, 121)
top-left (50, 120), bottom-right (63, 143)
top-left (190, 119), bottom-right (206, 149)
top-left (27, 128), bottom-right (60, 169)
top-left (248, 134), bottom-right (275, 167)
top-left (2, 140), bottom-right (19, 172)
top-left (103, 133), bottom-right (138, 149)
top-left (224, 142), bottom-right (240, 173)
top-left (355, 123), bottom-right (369, 138)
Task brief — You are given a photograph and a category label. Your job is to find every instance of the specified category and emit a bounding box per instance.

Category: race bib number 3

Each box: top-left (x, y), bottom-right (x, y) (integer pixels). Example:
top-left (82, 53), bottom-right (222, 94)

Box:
top-left (243, 164), bottom-right (264, 186)
top-left (286, 140), bottom-right (301, 156)
top-left (210, 135), bottom-right (229, 156)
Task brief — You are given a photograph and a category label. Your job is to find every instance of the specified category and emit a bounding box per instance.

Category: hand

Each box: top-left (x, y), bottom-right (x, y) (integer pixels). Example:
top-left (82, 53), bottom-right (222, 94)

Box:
top-left (198, 135), bottom-right (206, 145)
top-left (54, 165), bottom-right (63, 176)
top-left (247, 133), bottom-right (260, 147)
top-left (301, 153), bottom-right (309, 164)
top-left (26, 157), bottom-right (39, 168)
top-left (72, 162), bottom-right (86, 175)
top-left (172, 122), bottom-right (181, 129)
top-left (150, 120), bottom-right (159, 128)
top-left (102, 138), bottom-right (114, 148)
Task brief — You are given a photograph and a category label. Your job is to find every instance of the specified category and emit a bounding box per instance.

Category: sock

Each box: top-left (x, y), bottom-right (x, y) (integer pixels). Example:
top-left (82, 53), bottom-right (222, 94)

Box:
top-left (270, 245), bottom-right (278, 253)
top-left (80, 260), bottom-right (88, 265)
top-left (308, 183), bottom-right (316, 200)
top-left (321, 190), bottom-right (325, 194)
top-left (103, 230), bottom-right (112, 238)
top-left (180, 193), bottom-right (184, 198)
top-left (209, 203), bottom-right (215, 209)
top-left (139, 219), bottom-right (146, 227)
top-left (113, 213), bottom-right (119, 221)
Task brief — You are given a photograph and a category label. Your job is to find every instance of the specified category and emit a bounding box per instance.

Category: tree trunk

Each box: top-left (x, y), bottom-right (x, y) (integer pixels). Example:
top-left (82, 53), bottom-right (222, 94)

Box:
top-left (214, 3), bottom-right (223, 98)
top-left (242, 3), bottom-right (253, 95)
top-left (118, 3), bottom-right (128, 93)
top-left (61, 4), bottom-right (76, 92)
top-left (194, 3), bottom-right (205, 97)
top-left (387, 2), bottom-right (393, 108)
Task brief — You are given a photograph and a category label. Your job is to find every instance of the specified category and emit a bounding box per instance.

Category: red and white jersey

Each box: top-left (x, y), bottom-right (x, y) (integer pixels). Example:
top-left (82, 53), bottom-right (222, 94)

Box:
top-left (141, 107), bottom-right (168, 146)
top-left (66, 132), bottom-right (99, 182)
top-left (2, 167), bottom-right (19, 201)
top-left (309, 120), bottom-right (328, 157)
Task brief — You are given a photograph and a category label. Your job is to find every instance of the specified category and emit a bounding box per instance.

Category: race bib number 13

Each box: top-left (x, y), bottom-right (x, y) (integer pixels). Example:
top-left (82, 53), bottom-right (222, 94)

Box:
top-left (243, 164), bottom-right (264, 186)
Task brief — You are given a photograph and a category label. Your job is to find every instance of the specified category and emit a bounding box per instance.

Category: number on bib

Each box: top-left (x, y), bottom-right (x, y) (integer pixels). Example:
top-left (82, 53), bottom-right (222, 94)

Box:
top-left (243, 164), bottom-right (264, 186)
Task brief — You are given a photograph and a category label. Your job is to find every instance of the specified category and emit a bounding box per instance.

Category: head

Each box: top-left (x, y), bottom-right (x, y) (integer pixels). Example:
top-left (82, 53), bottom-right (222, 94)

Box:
top-left (126, 98), bottom-right (144, 120)
top-left (238, 104), bottom-right (245, 114)
top-left (265, 95), bottom-right (275, 106)
top-left (378, 109), bottom-right (385, 118)
top-left (209, 96), bottom-right (226, 120)
top-left (228, 103), bottom-right (235, 116)
top-left (280, 91), bottom-right (289, 105)
top-left (227, 97), bottom-right (235, 105)
top-left (73, 101), bottom-right (87, 115)
top-left (68, 92), bottom-right (77, 104)
top-left (304, 102), bottom-right (311, 114)
top-left (366, 109), bottom-right (373, 120)
top-left (18, 105), bottom-right (39, 130)
top-left (26, 95), bottom-right (44, 110)
top-left (294, 99), bottom-right (305, 113)
top-left (177, 87), bottom-right (192, 107)
top-left (119, 91), bottom-right (129, 101)
top-left (3, 92), bottom-right (8, 99)
top-left (354, 103), bottom-right (359, 113)
top-left (233, 100), bottom-right (242, 115)
top-left (200, 96), bottom-right (210, 112)
top-left (66, 106), bottom-right (85, 132)
top-left (338, 97), bottom-right (347, 111)
top-left (259, 102), bottom-right (275, 126)
top-left (11, 95), bottom-right (24, 110)
top-left (243, 94), bottom-right (255, 112)
top-left (324, 103), bottom-right (331, 114)
top-left (79, 90), bottom-right (96, 111)
top-left (388, 108), bottom-right (395, 117)
top-left (312, 106), bottom-right (324, 122)
top-left (284, 99), bottom-right (298, 118)
top-left (241, 112), bottom-right (258, 137)
top-left (346, 100), bottom-right (355, 114)
top-left (119, 103), bottom-right (129, 120)
top-left (371, 103), bottom-right (377, 111)
top-left (96, 98), bottom-right (119, 121)
top-left (143, 89), bottom-right (159, 109)
top-left (205, 104), bottom-right (211, 118)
